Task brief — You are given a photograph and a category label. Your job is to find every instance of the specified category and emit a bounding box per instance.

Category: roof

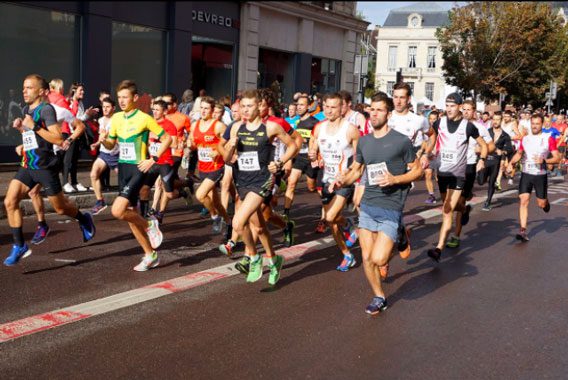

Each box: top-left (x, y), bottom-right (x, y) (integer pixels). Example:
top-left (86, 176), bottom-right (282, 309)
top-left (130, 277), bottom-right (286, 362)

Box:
top-left (383, 2), bottom-right (450, 27)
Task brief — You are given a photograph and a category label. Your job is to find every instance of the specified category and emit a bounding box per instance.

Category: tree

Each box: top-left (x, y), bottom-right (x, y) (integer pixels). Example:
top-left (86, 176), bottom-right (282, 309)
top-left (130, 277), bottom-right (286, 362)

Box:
top-left (436, 2), bottom-right (568, 107)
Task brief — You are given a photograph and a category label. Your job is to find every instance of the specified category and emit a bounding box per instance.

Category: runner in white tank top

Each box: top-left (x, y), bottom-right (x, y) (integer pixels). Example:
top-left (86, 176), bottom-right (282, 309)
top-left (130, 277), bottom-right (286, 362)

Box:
top-left (309, 93), bottom-right (360, 272)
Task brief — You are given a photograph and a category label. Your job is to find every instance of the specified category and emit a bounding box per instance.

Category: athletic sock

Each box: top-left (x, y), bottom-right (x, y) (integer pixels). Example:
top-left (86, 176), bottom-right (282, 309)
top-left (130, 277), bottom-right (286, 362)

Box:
top-left (250, 254), bottom-right (260, 262)
top-left (75, 211), bottom-right (88, 225)
top-left (284, 208), bottom-right (290, 217)
top-left (140, 200), bottom-right (149, 217)
top-left (267, 257), bottom-right (276, 265)
top-left (12, 227), bottom-right (24, 247)
top-left (38, 220), bottom-right (48, 228)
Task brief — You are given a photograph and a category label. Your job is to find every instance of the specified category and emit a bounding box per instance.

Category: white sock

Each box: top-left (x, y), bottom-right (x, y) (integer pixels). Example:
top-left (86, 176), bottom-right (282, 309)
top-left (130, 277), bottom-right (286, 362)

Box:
top-left (250, 254), bottom-right (260, 262)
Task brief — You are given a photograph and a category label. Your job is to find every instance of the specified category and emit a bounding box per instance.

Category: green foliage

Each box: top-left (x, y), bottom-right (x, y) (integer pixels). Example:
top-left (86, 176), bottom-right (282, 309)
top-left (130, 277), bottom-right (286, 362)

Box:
top-left (437, 2), bottom-right (568, 106)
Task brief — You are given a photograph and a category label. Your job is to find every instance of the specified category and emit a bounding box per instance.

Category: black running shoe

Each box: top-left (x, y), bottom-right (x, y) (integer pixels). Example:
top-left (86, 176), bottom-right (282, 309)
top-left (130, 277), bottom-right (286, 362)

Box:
top-left (515, 230), bottom-right (530, 242)
top-left (427, 248), bottom-right (442, 263)
top-left (461, 205), bottom-right (472, 226)
top-left (397, 223), bottom-right (409, 252)
top-left (365, 296), bottom-right (388, 315)
top-left (543, 201), bottom-right (550, 213)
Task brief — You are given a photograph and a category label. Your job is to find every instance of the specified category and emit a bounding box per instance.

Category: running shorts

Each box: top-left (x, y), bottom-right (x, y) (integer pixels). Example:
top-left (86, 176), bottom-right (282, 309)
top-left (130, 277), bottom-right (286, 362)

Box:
top-left (437, 175), bottom-right (465, 193)
top-left (144, 164), bottom-right (176, 193)
top-left (98, 152), bottom-right (119, 170)
top-left (14, 167), bottom-right (62, 196)
top-left (519, 173), bottom-right (547, 199)
top-left (292, 154), bottom-right (319, 179)
top-left (462, 164), bottom-right (477, 200)
top-left (118, 163), bottom-right (147, 206)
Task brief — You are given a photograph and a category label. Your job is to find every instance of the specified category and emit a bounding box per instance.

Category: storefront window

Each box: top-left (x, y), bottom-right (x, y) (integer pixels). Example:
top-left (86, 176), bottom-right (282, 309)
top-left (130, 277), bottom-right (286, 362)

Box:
top-left (0, 3), bottom-right (79, 147)
top-left (258, 48), bottom-right (295, 104)
top-left (311, 57), bottom-right (342, 94)
top-left (191, 36), bottom-right (234, 100)
top-left (111, 22), bottom-right (165, 105)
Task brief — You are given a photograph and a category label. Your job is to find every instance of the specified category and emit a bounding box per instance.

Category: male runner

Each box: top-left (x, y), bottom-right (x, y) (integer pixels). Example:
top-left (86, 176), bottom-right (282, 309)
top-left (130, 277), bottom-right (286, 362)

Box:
top-left (332, 93), bottom-right (422, 314)
top-left (3, 74), bottom-right (96, 266)
top-left (507, 113), bottom-right (560, 242)
top-left (426, 93), bottom-right (488, 263)
top-left (446, 100), bottom-right (494, 247)
top-left (223, 89), bottom-right (298, 285)
top-left (190, 96), bottom-right (231, 234)
top-left (497, 110), bottom-right (522, 187)
top-left (90, 97), bottom-right (119, 215)
top-left (285, 103), bottom-right (300, 128)
top-left (309, 92), bottom-right (360, 271)
top-left (424, 110), bottom-right (440, 204)
top-left (98, 80), bottom-right (171, 271)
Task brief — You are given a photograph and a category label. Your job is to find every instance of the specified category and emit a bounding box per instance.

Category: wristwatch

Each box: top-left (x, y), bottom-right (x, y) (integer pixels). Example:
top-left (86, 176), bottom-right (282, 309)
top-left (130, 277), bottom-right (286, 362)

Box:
top-left (152, 156), bottom-right (159, 162)
top-left (66, 137), bottom-right (74, 143)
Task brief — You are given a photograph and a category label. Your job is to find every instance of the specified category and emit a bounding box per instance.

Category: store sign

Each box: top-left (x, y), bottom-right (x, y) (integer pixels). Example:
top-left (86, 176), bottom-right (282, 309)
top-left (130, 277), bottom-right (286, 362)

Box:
top-left (192, 10), bottom-right (233, 28)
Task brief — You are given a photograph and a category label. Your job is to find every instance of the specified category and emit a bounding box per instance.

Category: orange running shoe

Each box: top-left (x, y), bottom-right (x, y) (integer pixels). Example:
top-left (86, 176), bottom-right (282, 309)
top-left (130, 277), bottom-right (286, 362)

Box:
top-left (379, 264), bottom-right (389, 280)
top-left (398, 227), bottom-right (411, 259)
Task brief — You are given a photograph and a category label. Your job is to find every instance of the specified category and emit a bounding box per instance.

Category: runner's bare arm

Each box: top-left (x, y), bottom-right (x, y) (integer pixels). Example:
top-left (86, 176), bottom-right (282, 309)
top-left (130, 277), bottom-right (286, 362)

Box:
top-left (335, 161), bottom-right (364, 188)
top-left (475, 136), bottom-right (488, 172)
top-left (308, 125), bottom-right (319, 161)
top-left (21, 114), bottom-right (64, 146)
top-left (267, 121), bottom-right (298, 172)
top-left (347, 123), bottom-right (360, 168)
top-left (61, 119), bottom-right (86, 150)
top-left (222, 121), bottom-right (241, 162)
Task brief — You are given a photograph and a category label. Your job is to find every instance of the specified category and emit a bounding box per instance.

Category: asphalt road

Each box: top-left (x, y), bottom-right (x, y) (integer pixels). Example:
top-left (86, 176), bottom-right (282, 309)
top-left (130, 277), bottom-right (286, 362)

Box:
top-left (1, 176), bottom-right (567, 379)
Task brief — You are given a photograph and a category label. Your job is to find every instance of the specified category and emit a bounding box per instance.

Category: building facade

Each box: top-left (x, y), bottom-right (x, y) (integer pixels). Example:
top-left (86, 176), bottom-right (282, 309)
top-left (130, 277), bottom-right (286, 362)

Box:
top-left (0, 1), bottom-right (367, 163)
top-left (374, 3), bottom-right (452, 111)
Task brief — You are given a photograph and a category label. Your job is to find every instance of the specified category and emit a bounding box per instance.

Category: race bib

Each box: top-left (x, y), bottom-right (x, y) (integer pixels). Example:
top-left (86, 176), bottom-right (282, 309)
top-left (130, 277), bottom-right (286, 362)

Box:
top-left (22, 130), bottom-right (39, 151)
top-left (367, 162), bottom-right (388, 186)
top-left (238, 151), bottom-right (260, 171)
top-left (198, 147), bottom-right (213, 162)
top-left (149, 142), bottom-right (160, 156)
top-left (440, 149), bottom-right (457, 165)
top-left (298, 129), bottom-right (311, 139)
top-left (119, 142), bottom-right (137, 161)
top-left (299, 144), bottom-right (309, 154)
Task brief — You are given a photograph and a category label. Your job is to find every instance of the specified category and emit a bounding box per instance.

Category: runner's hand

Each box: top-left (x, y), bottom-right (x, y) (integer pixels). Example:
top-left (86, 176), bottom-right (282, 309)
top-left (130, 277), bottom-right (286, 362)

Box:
top-left (15, 145), bottom-right (23, 156)
top-left (308, 148), bottom-right (317, 162)
top-left (476, 159), bottom-right (485, 172)
top-left (98, 130), bottom-right (108, 143)
top-left (12, 118), bottom-right (23, 132)
top-left (22, 115), bottom-right (34, 131)
top-left (61, 140), bottom-right (71, 151)
top-left (377, 169), bottom-right (397, 187)
top-left (137, 159), bottom-right (154, 173)
top-left (268, 161), bottom-right (279, 174)
top-left (532, 154), bottom-right (544, 164)
top-left (226, 136), bottom-right (238, 151)
top-left (505, 164), bottom-right (513, 175)
top-left (420, 154), bottom-right (430, 169)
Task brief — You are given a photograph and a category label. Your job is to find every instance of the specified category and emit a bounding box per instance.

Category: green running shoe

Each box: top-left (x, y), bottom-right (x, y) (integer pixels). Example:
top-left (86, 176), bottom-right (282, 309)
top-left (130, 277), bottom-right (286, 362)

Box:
top-left (235, 256), bottom-right (250, 275)
top-left (283, 220), bottom-right (295, 247)
top-left (446, 236), bottom-right (460, 248)
top-left (268, 255), bottom-right (284, 286)
top-left (246, 256), bottom-right (264, 283)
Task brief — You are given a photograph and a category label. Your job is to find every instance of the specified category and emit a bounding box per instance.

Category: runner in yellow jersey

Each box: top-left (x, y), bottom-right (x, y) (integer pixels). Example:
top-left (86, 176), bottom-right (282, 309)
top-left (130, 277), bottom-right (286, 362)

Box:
top-left (98, 80), bottom-right (172, 271)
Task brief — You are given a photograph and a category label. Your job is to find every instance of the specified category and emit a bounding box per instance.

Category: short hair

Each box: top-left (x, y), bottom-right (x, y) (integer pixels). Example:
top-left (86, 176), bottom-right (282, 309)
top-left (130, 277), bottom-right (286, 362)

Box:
top-left (99, 89), bottom-right (110, 96)
top-left (200, 96), bottom-right (216, 108)
top-left (393, 82), bottom-right (412, 97)
top-left (483, 111), bottom-right (490, 116)
top-left (219, 95), bottom-right (232, 108)
top-left (241, 89), bottom-right (260, 102)
top-left (49, 78), bottom-right (64, 92)
top-left (493, 111), bottom-right (503, 117)
top-left (531, 113), bottom-right (544, 123)
top-left (181, 89), bottom-right (193, 103)
top-left (296, 94), bottom-right (310, 104)
top-left (322, 92), bottom-right (342, 103)
top-left (258, 88), bottom-right (277, 107)
top-left (429, 110), bottom-right (439, 117)
top-left (338, 90), bottom-right (352, 104)
top-left (214, 102), bottom-right (224, 110)
top-left (116, 80), bottom-right (138, 95)
top-left (25, 74), bottom-right (49, 91)
top-left (101, 97), bottom-right (115, 107)
top-left (463, 100), bottom-right (476, 109)
top-left (504, 110), bottom-right (513, 116)
top-left (370, 93), bottom-right (394, 113)
top-left (163, 92), bottom-right (177, 103)
top-left (288, 103), bottom-right (297, 108)
top-left (152, 99), bottom-right (168, 110)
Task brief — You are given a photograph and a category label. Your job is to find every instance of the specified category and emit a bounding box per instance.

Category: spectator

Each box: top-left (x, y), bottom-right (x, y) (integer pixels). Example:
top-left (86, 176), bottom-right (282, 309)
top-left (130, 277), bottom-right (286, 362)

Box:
top-left (178, 89), bottom-right (194, 116)
top-left (190, 89), bottom-right (206, 121)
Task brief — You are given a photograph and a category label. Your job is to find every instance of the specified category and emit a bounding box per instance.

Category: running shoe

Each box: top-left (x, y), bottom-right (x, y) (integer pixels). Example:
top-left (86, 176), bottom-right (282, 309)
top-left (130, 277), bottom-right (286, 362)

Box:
top-left (133, 251), bottom-right (160, 272)
top-left (146, 217), bottom-right (163, 249)
top-left (283, 220), bottom-right (295, 247)
top-left (219, 240), bottom-right (235, 257)
top-left (336, 253), bottom-right (356, 272)
top-left (516, 230), bottom-right (530, 242)
top-left (146, 208), bottom-right (157, 218)
top-left (481, 202), bottom-right (492, 212)
top-left (31, 224), bottom-right (50, 245)
top-left (91, 200), bottom-right (107, 216)
top-left (75, 183), bottom-right (89, 192)
top-left (314, 219), bottom-right (327, 234)
top-left (543, 201), bottom-right (550, 213)
top-left (398, 227), bottom-right (411, 259)
top-left (63, 183), bottom-right (76, 193)
top-left (235, 256), bottom-right (251, 275)
top-left (179, 188), bottom-right (193, 207)
top-left (79, 212), bottom-right (96, 242)
top-left (427, 247), bottom-right (442, 263)
top-left (200, 207), bottom-right (209, 217)
top-left (365, 296), bottom-right (388, 315)
top-left (344, 219), bottom-right (359, 249)
top-left (154, 211), bottom-right (164, 225)
top-left (246, 256), bottom-right (264, 283)
top-left (446, 235), bottom-right (460, 248)
top-left (461, 205), bottom-right (472, 226)
top-left (379, 264), bottom-right (389, 280)
top-left (3, 244), bottom-right (32, 266)
top-left (268, 255), bottom-right (284, 285)
top-left (212, 216), bottom-right (224, 234)
top-left (495, 182), bottom-right (502, 192)
top-left (424, 194), bottom-right (436, 204)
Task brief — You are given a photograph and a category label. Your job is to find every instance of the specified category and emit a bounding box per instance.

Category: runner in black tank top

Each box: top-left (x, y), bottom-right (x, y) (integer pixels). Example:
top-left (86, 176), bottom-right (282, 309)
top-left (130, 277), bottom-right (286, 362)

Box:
top-left (222, 90), bottom-right (299, 286)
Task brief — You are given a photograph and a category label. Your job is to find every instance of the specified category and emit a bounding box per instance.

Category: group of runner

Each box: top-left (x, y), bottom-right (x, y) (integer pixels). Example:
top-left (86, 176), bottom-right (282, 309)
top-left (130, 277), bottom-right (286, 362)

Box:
top-left (3, 74), bottom-right (564, 316)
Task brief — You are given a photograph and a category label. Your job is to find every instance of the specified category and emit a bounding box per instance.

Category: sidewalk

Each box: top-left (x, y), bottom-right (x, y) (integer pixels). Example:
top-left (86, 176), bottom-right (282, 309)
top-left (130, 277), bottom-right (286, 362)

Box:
top-left (0, 163), bottom-right (120, 220)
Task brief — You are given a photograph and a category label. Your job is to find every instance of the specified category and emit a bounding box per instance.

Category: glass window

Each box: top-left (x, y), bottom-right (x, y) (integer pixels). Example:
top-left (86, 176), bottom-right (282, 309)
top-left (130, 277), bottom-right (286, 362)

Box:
top-left (192, 36), bottom-right (234, 100)
top-left (407, 82), bottom-right (415, 95)
top-left (387, 81), bottom-right (395, 97)
top-left (388, 46), bottom-right (398, 72)
top-left (258, 48), bottom-right (295, 103)
top-left (311, 57), bottom-right (342, 95)
top-left (112, 22), bottom-right (165, 101)
top-left (408, 46), bottom-right (417, 69)
top-left (427, 47), bottom-right (436, 69)
top-left (0, 3), bottom-right (79, 148)
top-left (426, 82), bottom-right (434, 101)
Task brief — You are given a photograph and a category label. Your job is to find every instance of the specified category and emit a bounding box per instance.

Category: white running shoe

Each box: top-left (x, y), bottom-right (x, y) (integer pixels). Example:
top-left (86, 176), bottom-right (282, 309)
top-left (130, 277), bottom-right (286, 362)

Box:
top-left (146, 217), bottom-right (163, 249)
top-left (76, 183), bottom-right (89, 192)
top-left (133, 252), bottom-right (160, 272)
top-left (63, 183), bottom-right (76, 193)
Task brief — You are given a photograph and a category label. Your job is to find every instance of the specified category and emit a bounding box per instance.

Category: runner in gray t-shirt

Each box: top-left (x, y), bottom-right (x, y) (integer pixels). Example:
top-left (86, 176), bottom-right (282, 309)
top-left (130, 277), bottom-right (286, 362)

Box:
top-left (331, 93), bottom-right (423, 316)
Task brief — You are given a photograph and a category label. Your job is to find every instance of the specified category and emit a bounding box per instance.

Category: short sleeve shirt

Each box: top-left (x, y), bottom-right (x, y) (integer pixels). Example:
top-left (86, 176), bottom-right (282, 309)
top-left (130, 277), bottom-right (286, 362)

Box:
top-left (21, 102), bottom-right (59, 170)
top-left (109, 109), bottom-right (164, 164)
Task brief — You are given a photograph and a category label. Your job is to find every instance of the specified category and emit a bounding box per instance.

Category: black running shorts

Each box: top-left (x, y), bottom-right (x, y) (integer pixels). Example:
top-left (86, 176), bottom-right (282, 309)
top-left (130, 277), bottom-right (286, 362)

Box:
top-left (14, 167), bottom-right (62, 196)
top-left (118, 163), bottom-right (147, 206)
top-left (519, 173), bottom-right (547, 199)
top-left (292, 154), bottom-right (319, 179)
top-left (437, 175), bottom-right (465, 193)
top-left (144, 164), bottom-right (176, 193)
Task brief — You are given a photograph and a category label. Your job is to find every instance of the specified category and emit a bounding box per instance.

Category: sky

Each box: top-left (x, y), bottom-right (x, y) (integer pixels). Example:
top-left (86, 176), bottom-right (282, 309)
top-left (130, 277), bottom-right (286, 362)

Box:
top-left (356, 2), bottom-right (459, 29)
